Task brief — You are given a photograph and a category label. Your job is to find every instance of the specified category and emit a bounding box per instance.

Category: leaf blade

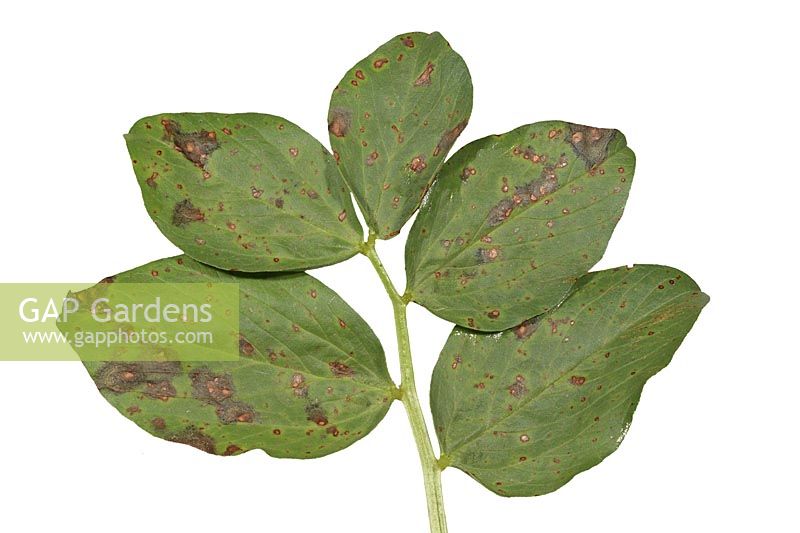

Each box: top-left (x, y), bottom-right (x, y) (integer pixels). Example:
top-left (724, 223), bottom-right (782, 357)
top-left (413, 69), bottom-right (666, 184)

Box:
top-left (406, 121), bottom-right (635, 330)
top-left (126, 113), bottom-right (363, 272)
top-left (70, 256), bottom-right (394, 459)
top-left (431, 265), bottom-right (707, 496)
top-left (328, 31), bottom-right (473, 238)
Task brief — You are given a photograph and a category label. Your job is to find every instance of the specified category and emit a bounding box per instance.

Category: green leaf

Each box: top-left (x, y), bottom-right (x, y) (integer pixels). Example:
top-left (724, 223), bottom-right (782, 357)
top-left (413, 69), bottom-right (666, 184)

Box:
top-left (430, 265), bottom-right (708, 496)
top-left (73, 256), bottom-right (395, 459)
top-left (406, 121), bottom-right (635, 331)
top-left (126, 113), bottom-right (363, 272)
top-left (328, 31), bottom-right (473, 239)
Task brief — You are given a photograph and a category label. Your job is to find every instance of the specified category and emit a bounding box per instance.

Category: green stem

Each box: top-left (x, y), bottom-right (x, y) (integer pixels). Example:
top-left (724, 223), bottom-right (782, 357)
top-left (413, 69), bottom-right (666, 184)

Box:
top-left (362, 233), bottom-right (448, 533)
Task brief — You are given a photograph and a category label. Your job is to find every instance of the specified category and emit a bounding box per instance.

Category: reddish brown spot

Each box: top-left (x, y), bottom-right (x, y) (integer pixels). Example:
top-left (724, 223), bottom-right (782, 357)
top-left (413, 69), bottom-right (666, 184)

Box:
top-left (152, 417), bottom-right (166, 430)
top-left (126, 405), bottom-right (141, 415)
top-left (288, 147), bottom-right (299, 157)
top-left (413, 62), bottom-right (435, 86)
top-left (354, 69), bottom-right (365, 80)
top-left (172, 199), bottom-right (204, 227)
top-left (290, 373), bottom-right (308, 398)
top-left (162, 119), bottom-right (219, 168)
top-left (514, 317), bottom-right (541, 340)
top-left (366, 151), bottom-right (379, 166)
top-left (146, 172), bottom-right (159, 188)
top-left (409, 155), bottom-right (427, 173)
top-left (328, 108), bottom-right (351, 138)
top-left (373, 58), bottom-right (388, 69)
top-left (223, 444), bottom-right (241, 456)
top-left (169, 427), bottom-right (216, 454)
top-left (329, 361), bottom-right (355, 377)
top-left (305, 401), bottom-right (328, 426)
top-left (145, 380), bottom-right (177, 401)
top-left (338, 318), bottom-right (347, 328)
top-left (509, 375), bottom-right (528, 397)
top-left (273, 429), bottom-right (282, 436)
top-left (326, 426), bottom-right (340, 437)
top-left (434, 120), bottom-right (468, 156)
top-left (309, 289), bottom-right (318, 298)
top-left (487, 309), bottom-right (500, 319)
top-left (570, 375), bottom-right (586, 386)
top-left (238, 334), bottom-right (255, 356)
top-left (402, 36), bottom-right (415, 48)
top-left (222, 127), bottom-right (232, 135)
top-left (337, 210), bottom-right (347, 222)
top-left (451, 355), bottom-right (462, 369)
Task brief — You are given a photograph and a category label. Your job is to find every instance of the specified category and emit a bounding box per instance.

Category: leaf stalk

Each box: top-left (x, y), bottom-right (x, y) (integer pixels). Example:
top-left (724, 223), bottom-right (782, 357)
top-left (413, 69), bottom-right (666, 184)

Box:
top-left (362, 233), bottom-right (448, 533)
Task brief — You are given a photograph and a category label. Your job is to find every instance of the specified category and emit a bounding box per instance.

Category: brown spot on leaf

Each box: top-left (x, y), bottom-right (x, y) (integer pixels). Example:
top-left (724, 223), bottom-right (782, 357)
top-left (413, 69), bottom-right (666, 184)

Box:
top-left (329, 361), bottom-right (355, 377)
top-left (434, 120), bottom-right (468, 156)
top-left (145, 380), bottom-right (177, 401)
top-left (413, 62), bottom-right (435, 86)
top-left (409, 155), bottom-right (427, 173)
top-left (326, 426), bottom-right (340, 437)
top-left (373, 58), bottom-right (388, 69)
top-left (570, 375), bottom-right (586, 386)
top-left (487, 309), bottom-right (500, 319)
top-left (476, 248), bottom-right (500, 263)
top-left (328, 108), bottom-right (351, 138)
top-left (366, 151), bottom-right (379, 166)
top-left (509, 375), bottom-right (528, 397)
top-left (172, 199), bottom-right (204, 227)
top-left (94, 362), bottom-right (180, 394)
top-left (146, 172), bottom-right (159, 188)
top-left (168, 427), bottom-right (215, 454)
top-left (337, 210), bottom-right (347, 222)
top-left (291, 373), bottom-right (308, 398)
top-left (305, 401), bottom-right (328, 426)
top-left (402, 36), bottom-right (415, 48)
top-left (216, 401), bottom-right (256, 424)
top-left (152, 417), bottom-right (166, 430)
top-left (514, 317), bottom-right (541, 340)
top-left (223, 444), bottom-right (242, 456)
top-left (126, 405), bottom-right (141, 415)
top-left (162, 119), bottom-right (219, 168)
top-left (566, 123), bottom-right (616, 168)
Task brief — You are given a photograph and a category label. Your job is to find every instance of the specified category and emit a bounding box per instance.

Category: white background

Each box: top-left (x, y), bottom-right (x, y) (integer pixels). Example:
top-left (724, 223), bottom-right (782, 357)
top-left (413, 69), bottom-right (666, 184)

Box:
top-left (1, 1), bottom-right (797, 531)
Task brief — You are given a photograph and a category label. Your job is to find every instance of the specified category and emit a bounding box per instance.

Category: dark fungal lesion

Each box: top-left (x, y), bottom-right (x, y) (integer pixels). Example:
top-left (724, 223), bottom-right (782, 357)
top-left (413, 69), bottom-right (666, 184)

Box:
top-left (328, 108), bottom-right (351, 138)
top-left (93, 361), bottom-right (181, 394)
top-left (161, 119), bottom-right (219, 168)
top-left (172, 199), bottom-right (204, 227)
top-left (189, 367), bottom-right (257, 425)
top-left (565, 123), bottom-right (616, 168)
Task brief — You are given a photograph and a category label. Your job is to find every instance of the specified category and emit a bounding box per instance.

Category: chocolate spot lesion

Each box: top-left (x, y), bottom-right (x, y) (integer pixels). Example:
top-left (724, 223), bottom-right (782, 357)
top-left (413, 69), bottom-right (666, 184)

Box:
top-left (162, 119), bottom-right (219, 168)
top-left (328, 108), bottom-right (351, 138)
top-left (172, 199), bottom-right (205, 227)
top-left (189, 367), bottom-right (257, 425)
top-left (514, 317), bottom-right (541, 340)
top-left (509, 375), bottom-right (528, 397)
top-left (565, 123), bottom-right (616, 168)
top-left (434, 120), bottom-right (468, 156)
top-left (486, 171), bottom-right (560, 226)
top-left (168, 426), bottom-right (216, 454)
top-left (305, 400), bottom-right (328, 426)
top-left (413, 62), bottom-right (435, 87)
top-left (94, 361), bottom-right (181, 394)
top-left (329, 361), bottom-right (355, 377)
top-left (409, 155), bottom-right (427, 173)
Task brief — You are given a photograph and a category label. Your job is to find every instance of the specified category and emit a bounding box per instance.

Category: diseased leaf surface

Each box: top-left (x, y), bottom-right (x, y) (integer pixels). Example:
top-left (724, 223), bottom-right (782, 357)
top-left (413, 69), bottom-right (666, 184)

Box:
top-left (328, 32), bottom-right (472, 239)
top-left (431, 265), bottom-right (707, 496)
top-left (126, 113), bottom-right (362, 272)
top-left (75, 256), bottom-right (395, 459)
top-left (406, 121), bottom-right (635, 330)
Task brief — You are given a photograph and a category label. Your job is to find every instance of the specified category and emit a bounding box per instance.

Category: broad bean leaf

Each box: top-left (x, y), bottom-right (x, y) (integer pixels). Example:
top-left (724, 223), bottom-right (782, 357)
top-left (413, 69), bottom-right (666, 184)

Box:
top-left (126, 113), bottom-right (362, 272)
top-left (431, 265), bottom-right (707, 496)
top-left (70, 256), bottom-right (395, 458)
top-left (406, 121), bottom-right (635, 331)
top-left (328, 31), bottom-right (473, 238)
